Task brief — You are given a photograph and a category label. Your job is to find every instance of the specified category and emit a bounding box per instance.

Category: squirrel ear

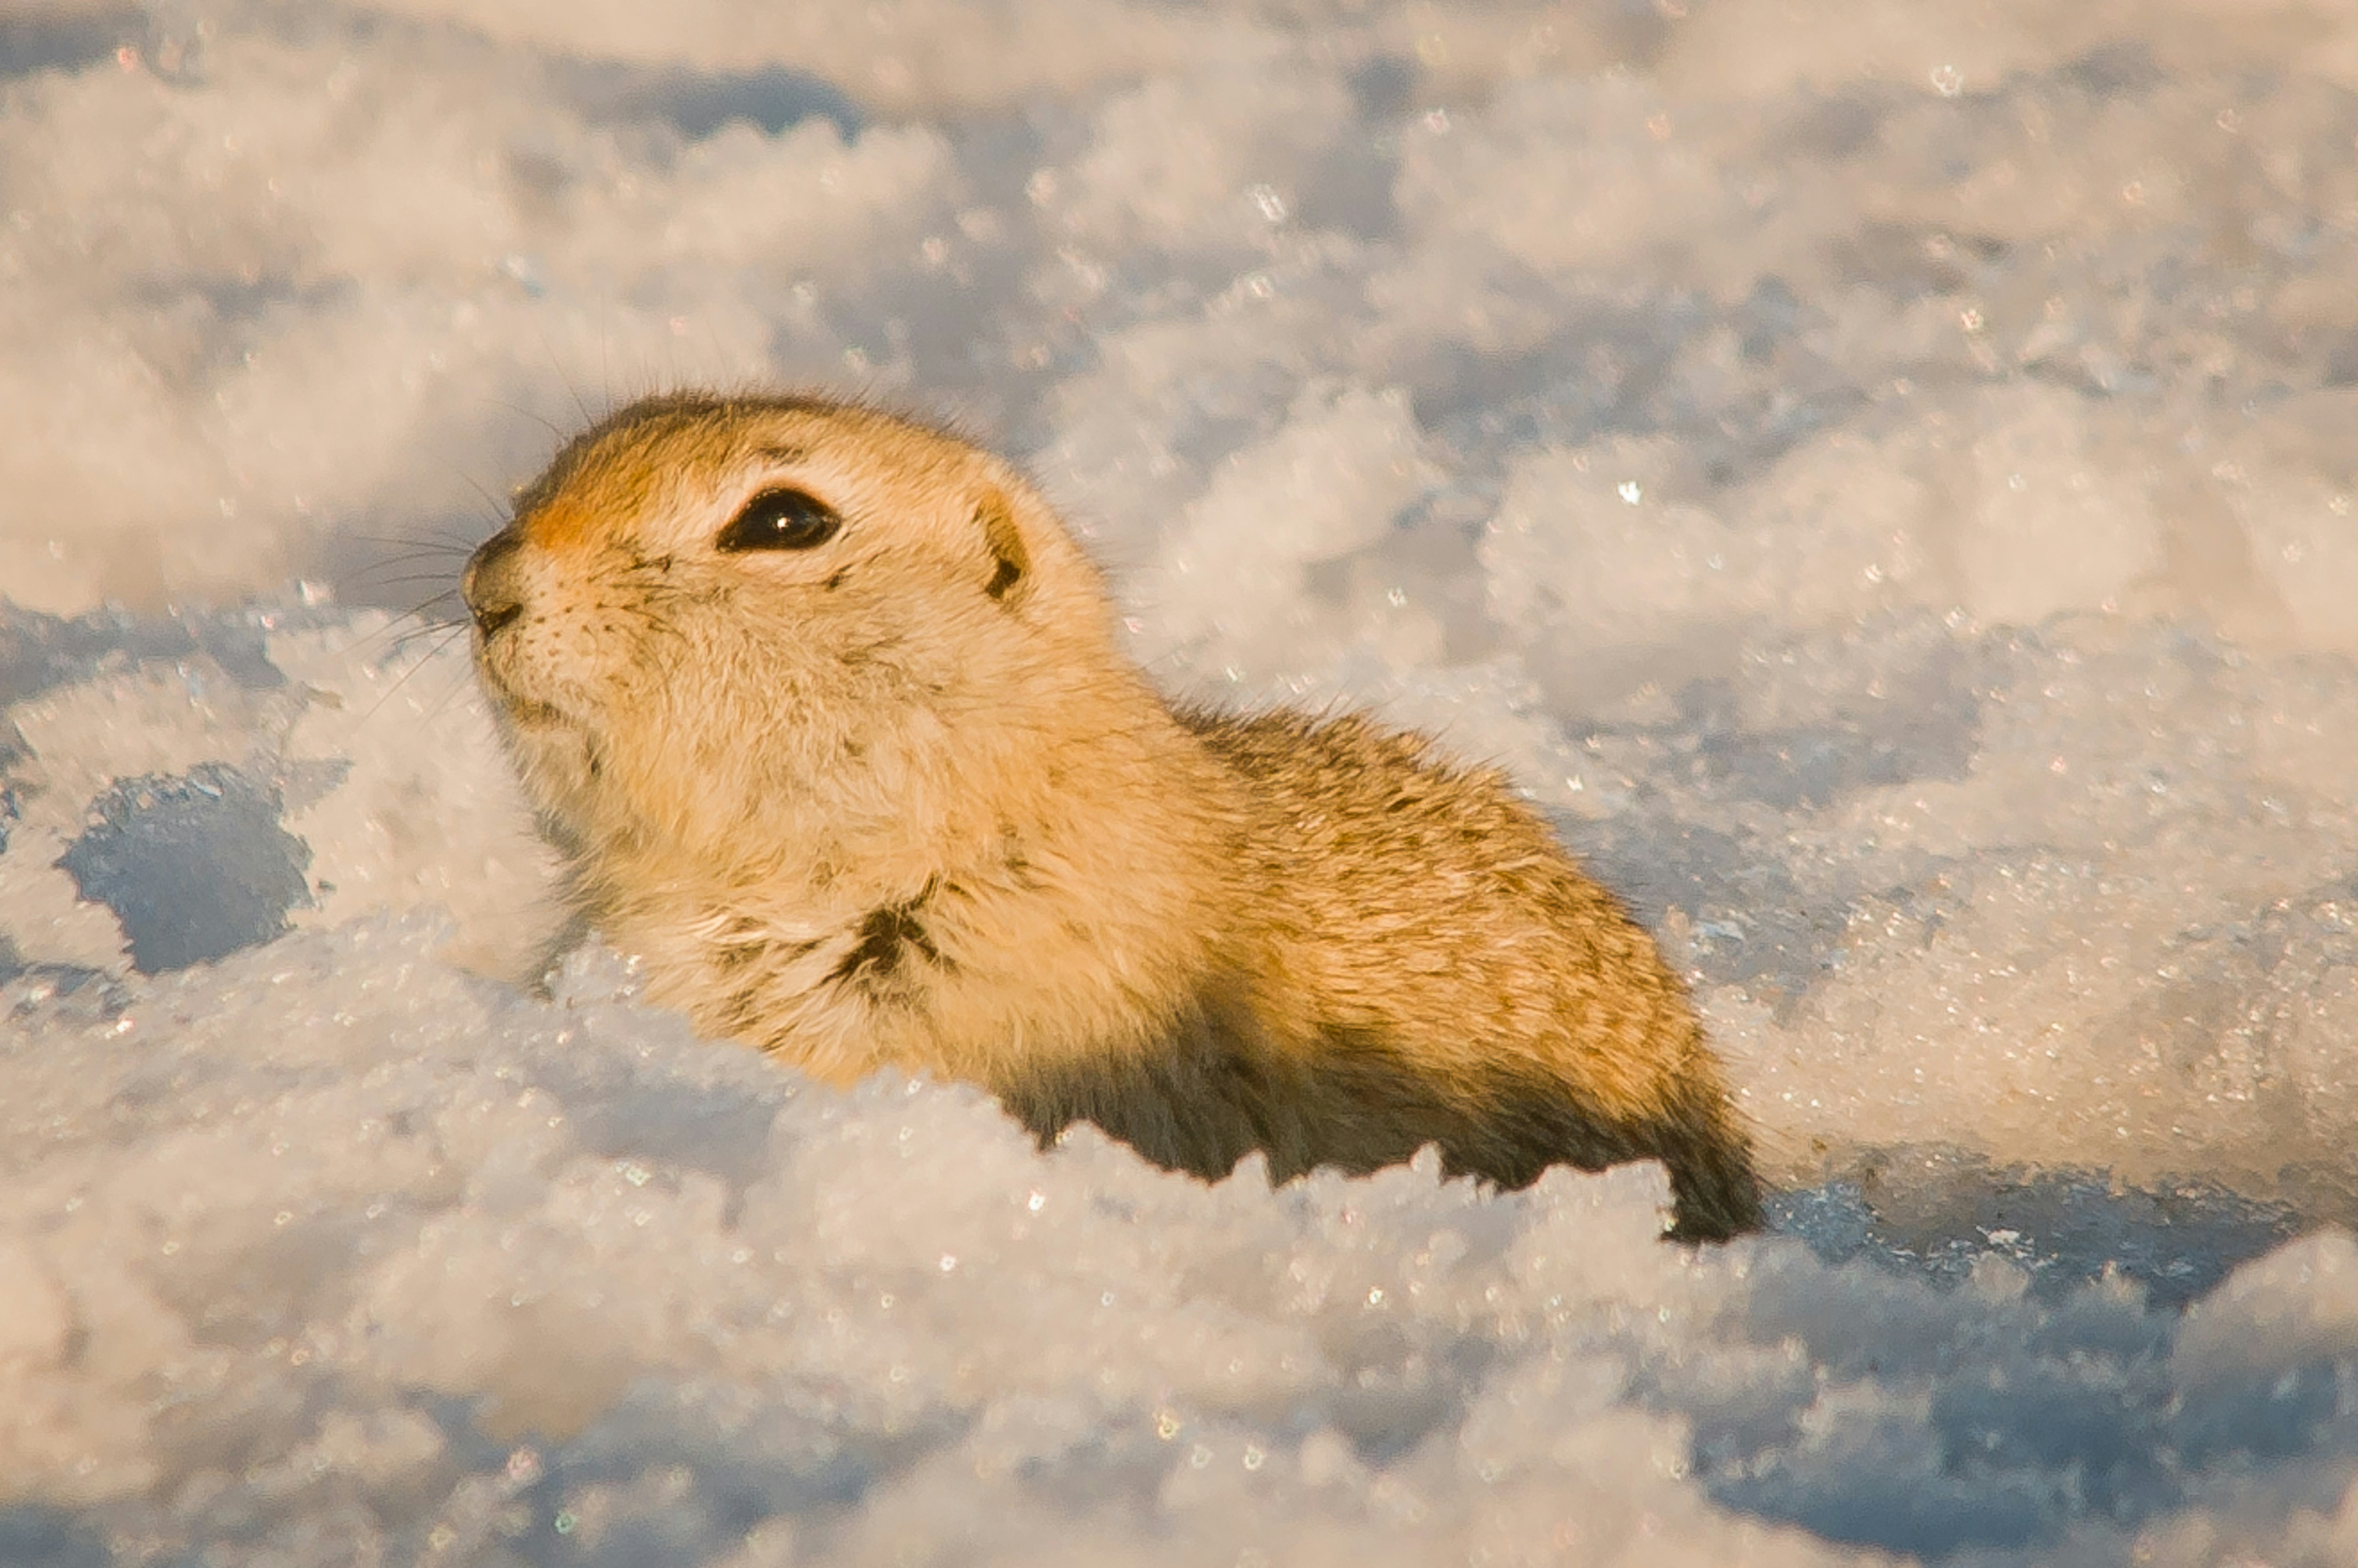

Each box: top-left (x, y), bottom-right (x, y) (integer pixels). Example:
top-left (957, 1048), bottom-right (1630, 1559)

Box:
top-left (976, 487), bottom-right (1030, 606)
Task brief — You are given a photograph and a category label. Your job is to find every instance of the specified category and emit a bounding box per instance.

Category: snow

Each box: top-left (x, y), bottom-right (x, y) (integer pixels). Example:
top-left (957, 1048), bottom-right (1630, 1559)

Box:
top-left (7, 1), bottom-right (2358, 1561)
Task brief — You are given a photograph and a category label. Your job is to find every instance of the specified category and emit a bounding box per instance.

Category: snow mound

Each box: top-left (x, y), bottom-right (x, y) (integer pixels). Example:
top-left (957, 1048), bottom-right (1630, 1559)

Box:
top-left (9, 0), bottom-right (2358, 1559)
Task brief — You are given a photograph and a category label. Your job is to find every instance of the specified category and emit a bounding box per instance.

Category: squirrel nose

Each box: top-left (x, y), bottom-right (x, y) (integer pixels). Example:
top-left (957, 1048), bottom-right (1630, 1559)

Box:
top-left (462, 529), bottom-right (526, 639)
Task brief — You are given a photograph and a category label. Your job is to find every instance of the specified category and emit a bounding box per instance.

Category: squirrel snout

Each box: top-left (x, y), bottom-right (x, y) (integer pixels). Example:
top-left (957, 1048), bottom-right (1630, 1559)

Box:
top-left (463, 529), bottom-right (526, 639)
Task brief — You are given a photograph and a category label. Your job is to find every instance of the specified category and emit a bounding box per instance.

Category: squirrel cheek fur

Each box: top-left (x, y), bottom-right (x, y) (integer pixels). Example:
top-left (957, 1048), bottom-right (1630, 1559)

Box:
top-left (465, 391), bottom-right (1765, 1242)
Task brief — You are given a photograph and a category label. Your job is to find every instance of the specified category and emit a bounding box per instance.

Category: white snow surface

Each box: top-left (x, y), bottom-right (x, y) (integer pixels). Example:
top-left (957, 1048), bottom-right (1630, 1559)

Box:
top-left (8, 1), bottom-right (2358, 1562)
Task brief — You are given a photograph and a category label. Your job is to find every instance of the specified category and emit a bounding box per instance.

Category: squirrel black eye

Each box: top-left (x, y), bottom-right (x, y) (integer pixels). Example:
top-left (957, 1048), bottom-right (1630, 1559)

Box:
top-left (717, 488), bottom-right (841, 553)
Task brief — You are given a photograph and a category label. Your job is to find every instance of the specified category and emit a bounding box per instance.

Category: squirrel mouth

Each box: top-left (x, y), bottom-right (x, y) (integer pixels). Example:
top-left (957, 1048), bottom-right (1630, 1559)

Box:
top-left (478, 675), bottom-right (570, 730)
top-left (471, 654), bottom-right (573, 731)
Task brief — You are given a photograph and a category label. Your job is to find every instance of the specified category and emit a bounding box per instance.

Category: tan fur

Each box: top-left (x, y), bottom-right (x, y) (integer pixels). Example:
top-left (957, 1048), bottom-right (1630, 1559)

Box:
top-left (462, 391), bottom-right (1763, 1240)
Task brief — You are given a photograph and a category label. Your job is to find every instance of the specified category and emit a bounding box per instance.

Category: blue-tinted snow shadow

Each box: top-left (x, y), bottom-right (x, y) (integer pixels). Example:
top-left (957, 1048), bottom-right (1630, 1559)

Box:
top-left (0, 12), bottom-right (132, 78)
top-left (1769, 1150), bottom-right (2302, 1311)
top-left (1675, 1153), bottom-right (2319, 1560)
top-left (0, 1507), bottom-right (108, 1568)
top-left (552, 58), bottom-right (862, 142)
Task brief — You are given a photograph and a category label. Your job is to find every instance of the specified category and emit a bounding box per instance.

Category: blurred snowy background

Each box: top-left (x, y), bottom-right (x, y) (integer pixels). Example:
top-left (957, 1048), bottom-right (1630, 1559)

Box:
top-left (8, 0), bottom-right (2358, 1561)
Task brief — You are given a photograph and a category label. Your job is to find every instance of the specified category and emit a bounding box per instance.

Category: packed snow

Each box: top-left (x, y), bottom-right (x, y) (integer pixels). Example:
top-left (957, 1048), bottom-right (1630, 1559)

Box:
top-left (7, 0), bottom-right (2358, 1561)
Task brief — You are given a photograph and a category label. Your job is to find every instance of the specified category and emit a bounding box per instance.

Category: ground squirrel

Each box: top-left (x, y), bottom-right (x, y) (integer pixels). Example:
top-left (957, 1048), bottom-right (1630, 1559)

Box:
top-left (462, 391), bottom-right (1762, 1240)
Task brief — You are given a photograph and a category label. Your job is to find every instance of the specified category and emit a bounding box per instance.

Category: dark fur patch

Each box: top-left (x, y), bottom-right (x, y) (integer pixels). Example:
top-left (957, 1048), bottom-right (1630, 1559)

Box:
top-left (827, 891), bottom-right (950, 997)
top-left (977, 489), bottom-right (1029, 604)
